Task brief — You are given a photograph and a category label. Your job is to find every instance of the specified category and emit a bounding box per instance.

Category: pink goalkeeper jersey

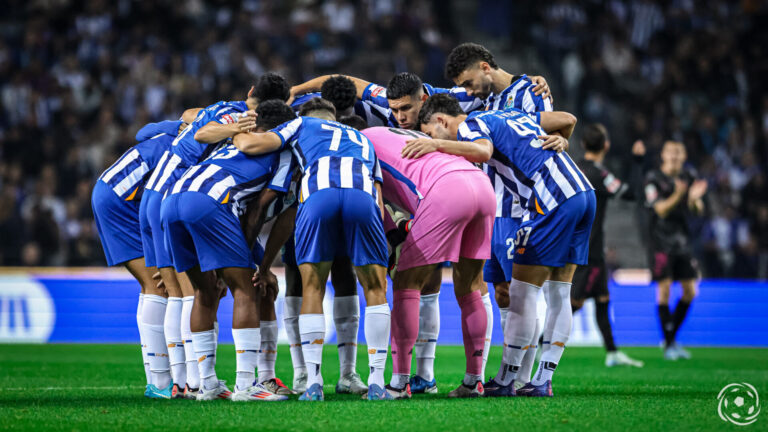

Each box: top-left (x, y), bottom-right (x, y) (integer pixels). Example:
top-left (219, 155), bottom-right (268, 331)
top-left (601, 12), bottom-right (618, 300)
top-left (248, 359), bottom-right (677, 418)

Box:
top-left (362, 126), bottom-right (484, 216)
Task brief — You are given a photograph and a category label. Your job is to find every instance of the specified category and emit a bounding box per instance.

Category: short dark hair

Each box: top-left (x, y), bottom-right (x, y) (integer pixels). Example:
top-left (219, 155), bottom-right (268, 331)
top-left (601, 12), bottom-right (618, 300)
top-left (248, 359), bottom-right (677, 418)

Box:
top-left (386, 72), bottom-right (423, 100)
top-left (338, 115), bottom-right (368, 130)
top-left (253, 72), bottom-right (290, 102)
top-left (255, 99), bottom-right (296, 130)
top-left (299, 97), bottom-right (336, 118)
top-left (581, 123), bottom-right (609, 153)
top-left (445, 43), bottom-right (498, 80)
top-left (320, 76), bottom-right (357, 112)
top-left (418, 94), bottom-right (463, 125)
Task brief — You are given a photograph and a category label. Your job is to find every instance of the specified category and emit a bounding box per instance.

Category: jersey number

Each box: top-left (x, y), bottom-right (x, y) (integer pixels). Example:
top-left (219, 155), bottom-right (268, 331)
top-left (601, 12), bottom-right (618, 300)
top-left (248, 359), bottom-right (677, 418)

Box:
top-left (515, 227), bottom-right (532, 247)
top-left (321, 124), bottom-right (370, 160)
top-left (506, 116), bottom-right (542, 148)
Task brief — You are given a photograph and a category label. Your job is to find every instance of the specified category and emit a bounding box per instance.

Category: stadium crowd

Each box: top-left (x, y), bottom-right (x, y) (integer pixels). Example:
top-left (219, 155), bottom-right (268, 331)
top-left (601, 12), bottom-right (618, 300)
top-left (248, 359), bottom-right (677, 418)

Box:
top-left (0, 0), bottom-right (765, 279)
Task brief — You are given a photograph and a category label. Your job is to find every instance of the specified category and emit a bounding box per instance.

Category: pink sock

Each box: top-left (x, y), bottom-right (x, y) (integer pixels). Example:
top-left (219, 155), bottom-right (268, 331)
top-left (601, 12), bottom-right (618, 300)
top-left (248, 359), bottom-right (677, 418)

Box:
top-left (391, 290), bottom-right (421, 376)
top-left (458, 290), bottom-right (487, 376)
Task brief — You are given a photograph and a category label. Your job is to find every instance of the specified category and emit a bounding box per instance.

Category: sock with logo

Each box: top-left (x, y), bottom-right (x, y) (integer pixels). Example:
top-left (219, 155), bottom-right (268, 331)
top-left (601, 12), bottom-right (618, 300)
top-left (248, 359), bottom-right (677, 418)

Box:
top-left (232, 327), bottom-right (261, 391)
top-left (164, 297), bottom-right (186, 388)
top-left (299, 314), bottom-right (326, 388)
top-left (192, 329), bottom-right (218, 390)
top-left (257, 321), bottom-right (277, 383)
top-left (143, 294), bottom-right (171, 389)
top-left (364, 304), bottom-right (391, 388)
top-left (181, 296), bottom-right (200, 390)
top-left (333, 295), bottom-right (360, 376)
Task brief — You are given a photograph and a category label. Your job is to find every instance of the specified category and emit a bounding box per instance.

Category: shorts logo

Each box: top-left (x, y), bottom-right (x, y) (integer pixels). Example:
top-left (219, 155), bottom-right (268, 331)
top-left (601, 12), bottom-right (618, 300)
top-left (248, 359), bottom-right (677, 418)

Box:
top-left (718, 383), bottom-right (760, 426)
top-left (516, 247), bottom-right (526, 255)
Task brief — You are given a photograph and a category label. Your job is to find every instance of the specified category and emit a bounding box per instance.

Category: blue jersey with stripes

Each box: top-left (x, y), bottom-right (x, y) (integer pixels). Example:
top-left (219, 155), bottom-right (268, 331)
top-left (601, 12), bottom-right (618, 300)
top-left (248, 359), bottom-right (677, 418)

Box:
top-left (167, 144), bottom-right (294, 217)
top-left (98, 120), bottom-right (181, 201)
top-left (458, 109), bottom-right (593, 221)
top-left (145, 100), bottom-right (248, 193)
top-left (362, 82), bottom-right (485, 115)
top-left (482, 75), bottom-right (553, 219)
top-left (271, 116), bottom-right (383, 202)
top-left (291, 92), bottom-right (394, 127)
top-left (484, 74), bottom-right (553, 112)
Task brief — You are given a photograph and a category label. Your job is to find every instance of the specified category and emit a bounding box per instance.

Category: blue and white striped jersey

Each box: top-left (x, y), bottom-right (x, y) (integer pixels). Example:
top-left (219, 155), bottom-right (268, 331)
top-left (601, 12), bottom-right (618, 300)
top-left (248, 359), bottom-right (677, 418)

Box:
top-left (362, 82), bottom-right (485, 116)
top-left (484, 74), bottom-right (553, 112)
top-left (271, 116), bottom-right (383, 203)
top-left (145, 100), bottom-right (248, 193)
top-left (482, 75), bottom-right (553, 219)
top-left (167, 144), bottom-right (294, 217)
top-left (458, 109), bottom-right (593, 221)
top-left (98, 120), bottom-right (182, 201)
top-left (291, 92), bottom-right (394, 127)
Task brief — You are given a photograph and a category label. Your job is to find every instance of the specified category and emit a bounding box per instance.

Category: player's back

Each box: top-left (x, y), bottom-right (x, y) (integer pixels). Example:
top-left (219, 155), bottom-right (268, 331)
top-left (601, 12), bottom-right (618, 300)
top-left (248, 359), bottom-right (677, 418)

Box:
top-left (171, 100), bottom-right (248, 165)
top-left (362, 126), bottom-right (481, 212)
top-left (272, 116), bottom-right (382, 201)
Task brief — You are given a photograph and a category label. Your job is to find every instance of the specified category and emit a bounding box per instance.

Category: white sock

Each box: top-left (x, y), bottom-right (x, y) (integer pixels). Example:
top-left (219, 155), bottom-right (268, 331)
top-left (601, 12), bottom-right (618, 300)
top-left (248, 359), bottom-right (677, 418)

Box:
top-left (192, 329), bottom-right (218, 390)
top-left (494, 279), bottom-right (540, 386)
top-left (390, 373), bottom-right (409, 389)
top-left (463, 373), bottom-right (482, 386)
top-left (517, 318), bottom-right (540, 385)
top-left (181, 296), bottom-right (199, 389)
top-left (258, 320), bottom-right (278, 383)
top-left (232, 327), bottom-right (261, 391)
top-left (284, 296), bottom-right (307, 376)
top-left (137, 294), bottom-right (150, 385)
top-left (500, 307), bottom-right (508, 332)
top-left (415, 293), bottom-right (439, 381)
top-left (142, 294), bottom-right (171, 389)
top-left (164, 297), bottom-right (186, 388)
top-left (299, 314), bottom-right (326, 387)
top-left (364, 304), bottom-right (390, 388)
top-left (481, 293), bottom-right (493, 377)
top-left (533, 281), bottom-right (573, 385)
top-left (334, 295), bottom-right (360, 376)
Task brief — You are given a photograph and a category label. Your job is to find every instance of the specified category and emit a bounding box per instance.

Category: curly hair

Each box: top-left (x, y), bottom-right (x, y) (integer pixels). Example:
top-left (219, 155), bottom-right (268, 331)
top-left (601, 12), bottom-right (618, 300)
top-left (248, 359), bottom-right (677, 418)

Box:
top-left (418, 94), bottom-right (463, 125)
top-left (298, 97), bottom-right (336, 118)
top-left (338, 115), bottom-right (368, 130)
top-left (444, 43), bottom-right (498, 81)
top-left (255, 99), bottom-right (296, 130)
top-left (320, 76), bottom-right (357, 112)
top-left (253, 72), bottom-right (290, 102)
top-left (386, 72), bottom-right (423, 100)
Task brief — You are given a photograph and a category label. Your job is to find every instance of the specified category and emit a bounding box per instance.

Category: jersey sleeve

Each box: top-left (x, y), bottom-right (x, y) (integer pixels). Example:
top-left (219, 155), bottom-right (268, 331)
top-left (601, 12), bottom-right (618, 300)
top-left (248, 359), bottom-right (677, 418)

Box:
top-left (599, 169), bottom-right (629, 198)
top-left (270, 117), bottom-right (303, 150)
top-left (267, 150), bottom-right (296, 193)
top-left (354, 100), bottom-right (393, 127)
top-left (361, 83), bottom-right (390, 109)
top-left (372, 155), bottom-right (383, 183)
top-left (135, 120), bottom-right (182, 142)
top-left (457, 117), bottom-right (493, 143)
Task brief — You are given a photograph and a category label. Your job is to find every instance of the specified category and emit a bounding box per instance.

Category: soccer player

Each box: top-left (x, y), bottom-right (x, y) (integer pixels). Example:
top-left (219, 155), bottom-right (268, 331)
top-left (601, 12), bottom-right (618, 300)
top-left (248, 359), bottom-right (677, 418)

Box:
top-left (283, 75), bottom-right (371, 395)
top-left (140, 72), bottom-right (291, 399)
top-left (644, 140), bottom-right (707, 360)
top-left (444, 42), bottom-right (553, 112)
top-left (409, 94), bottom-right (593, 397)
top-left (92, 119), bottom-right (185, 398)
top-left (162, 100), bottom-right (297, 401)
top-left (233, 98), bottom-right (392, 401)
top-left (360, 124), bottom-right (496, 399)
top-left (572, 124), bottom-right (645, 368)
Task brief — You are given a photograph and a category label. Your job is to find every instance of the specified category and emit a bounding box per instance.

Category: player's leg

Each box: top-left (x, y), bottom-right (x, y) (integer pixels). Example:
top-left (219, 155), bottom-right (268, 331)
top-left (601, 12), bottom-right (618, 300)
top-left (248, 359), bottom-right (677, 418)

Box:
top-left (656, 276), bottom-right (675, 359)
top-left (447, 257), bottom-right (488, 398)
top-left (283, 249), bottom-right (307, 392)
top-left (124, 257), bottom-right (157, 387)
top-left (331, 256), bottom-right (367, 395)
top-left (298, 261), bottom-right (332, 400)
top-left (412, 268), bottom-right (440, 392)
top-left (670, 275), bottom-right (698, 360)
top-left (178, 271), bottom-right (199, 396)
top-left (388, 263), bottom-right (439, 398)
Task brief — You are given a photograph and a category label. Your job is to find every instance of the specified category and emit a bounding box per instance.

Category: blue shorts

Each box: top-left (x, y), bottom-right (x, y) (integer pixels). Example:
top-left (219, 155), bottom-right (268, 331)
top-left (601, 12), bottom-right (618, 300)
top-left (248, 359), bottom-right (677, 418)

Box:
top-left (294, 188), bottom-right (387, 267)
top-left (141, 189), bottom-right (174, 269)
top-left (161, 192), bottom-right (255, 273)
top-left (483, 217), bottom-right (520, 284)
top-left (138, 190), bottom-right (156, 267)
top-left (513, 190), bottom-right (596, 267)
top-left (91, 180), bottom-right (143, 267)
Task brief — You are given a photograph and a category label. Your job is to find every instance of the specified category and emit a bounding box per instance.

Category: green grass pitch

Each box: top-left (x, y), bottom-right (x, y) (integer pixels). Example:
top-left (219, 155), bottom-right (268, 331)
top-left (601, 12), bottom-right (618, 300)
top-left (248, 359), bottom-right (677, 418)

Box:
top-left (1, 344), bottom-right (766, 431)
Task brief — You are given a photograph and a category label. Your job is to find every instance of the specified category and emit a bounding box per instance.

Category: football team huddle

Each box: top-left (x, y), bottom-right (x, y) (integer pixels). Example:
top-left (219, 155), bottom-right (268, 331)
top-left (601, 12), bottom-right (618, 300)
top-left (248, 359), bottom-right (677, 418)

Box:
top-left (92, 42), bottom-right (598, 402)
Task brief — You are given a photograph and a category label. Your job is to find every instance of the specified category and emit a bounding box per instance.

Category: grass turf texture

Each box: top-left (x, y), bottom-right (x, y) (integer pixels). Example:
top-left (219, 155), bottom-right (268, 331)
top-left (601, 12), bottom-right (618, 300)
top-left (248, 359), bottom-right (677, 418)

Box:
top-left (0, 345), bottom-right (766, 431)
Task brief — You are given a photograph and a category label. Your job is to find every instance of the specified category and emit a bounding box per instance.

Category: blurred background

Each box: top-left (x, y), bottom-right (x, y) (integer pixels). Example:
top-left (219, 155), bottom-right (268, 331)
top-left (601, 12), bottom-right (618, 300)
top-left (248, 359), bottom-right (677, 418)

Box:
top-left (0, 0), bottom-right (767, 346)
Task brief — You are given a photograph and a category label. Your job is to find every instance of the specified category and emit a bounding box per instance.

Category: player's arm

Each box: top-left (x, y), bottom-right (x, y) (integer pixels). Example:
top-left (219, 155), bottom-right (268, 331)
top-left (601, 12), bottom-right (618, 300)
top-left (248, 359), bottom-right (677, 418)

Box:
top-left (648, 178), bottom-right (687, 219)
top-left (687, 179), bottom-right (707, 214)
top-left (233, 131), bottom-right (283, 155)
top-left (241, 189), bottom-right (280, 249)
top-left (290, 74), bottom-right (372, 101)
top-left (402, 137), bottom-right (493, 163)
top-left (181, 108), bottom-right (203, 124)
top-left (195, 112), bottom-right (256, 143)
top-left (375, 182), bottom-right (385, 221)
top-left (538, 111), bottom-right (576, 139)
top-left (259, 205), bottom-right (296, 274)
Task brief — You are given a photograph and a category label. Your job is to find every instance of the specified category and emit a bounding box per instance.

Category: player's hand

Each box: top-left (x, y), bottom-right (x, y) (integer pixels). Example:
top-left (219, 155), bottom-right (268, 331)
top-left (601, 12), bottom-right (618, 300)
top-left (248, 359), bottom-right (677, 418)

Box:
top-left (253, 269), bottom-right (279, 301)
top-left (632, 140), bottom-right (646, 157)
top-left (539, 135), bottom-right (568, 153)
top-left (402, 138), bottom-right (438, 159)
top-left (688, 179), bottom-right (708, 200)
top-left (286, 87), bottom-right (298, 107)
top-left (236, 111), bottom-right (257, 133)
top-left (529, 75), bottom-right (552, 102)
top-left (152, 271), bottom-right (166, 292)
top-left (673, 178), bottom-right (688, 196)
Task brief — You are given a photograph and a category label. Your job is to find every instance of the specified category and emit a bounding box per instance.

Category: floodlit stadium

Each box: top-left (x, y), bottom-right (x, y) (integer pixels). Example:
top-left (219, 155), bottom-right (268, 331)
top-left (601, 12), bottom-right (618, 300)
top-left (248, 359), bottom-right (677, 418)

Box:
top-left (1, 1), bottom-right (766, 431)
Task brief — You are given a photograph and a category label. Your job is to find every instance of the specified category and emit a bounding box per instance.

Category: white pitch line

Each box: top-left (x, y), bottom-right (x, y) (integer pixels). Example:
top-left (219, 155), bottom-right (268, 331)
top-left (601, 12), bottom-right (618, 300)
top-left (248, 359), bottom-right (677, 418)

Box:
top-left (1, 385), bottom-right (144, 391)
